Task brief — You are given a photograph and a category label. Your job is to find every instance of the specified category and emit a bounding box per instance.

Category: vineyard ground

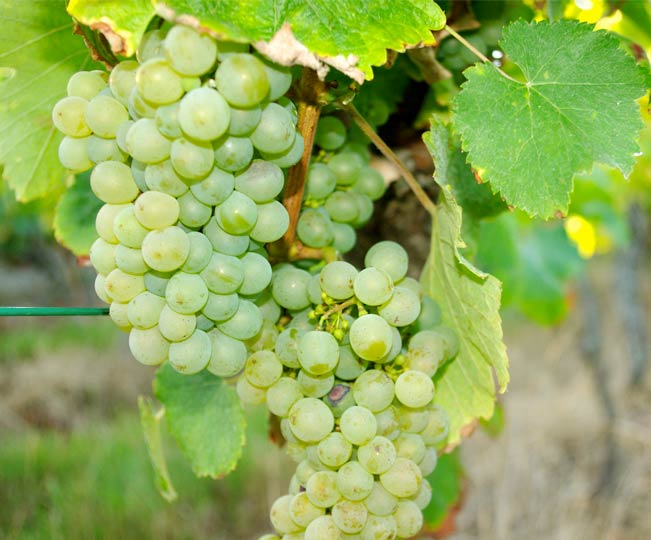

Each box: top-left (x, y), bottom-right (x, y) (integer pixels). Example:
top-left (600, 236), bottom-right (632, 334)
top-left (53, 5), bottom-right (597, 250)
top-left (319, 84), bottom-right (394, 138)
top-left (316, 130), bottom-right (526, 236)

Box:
top-left (0, 258), bottom-right (649, 540)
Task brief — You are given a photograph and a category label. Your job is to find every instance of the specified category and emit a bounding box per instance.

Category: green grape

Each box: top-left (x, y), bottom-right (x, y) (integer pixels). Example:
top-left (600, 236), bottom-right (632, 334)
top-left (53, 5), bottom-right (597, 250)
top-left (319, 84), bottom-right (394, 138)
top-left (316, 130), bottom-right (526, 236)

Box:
top-left (430, 325), bottom-right (459, 359)
top-left (375, 406), bottom-right (399, 439)
top-left (217, 299), bottom-right (262, 340)
top-left (305, 163), bottom-right (337, 199)
top-left (109, 301), bottom-right (131, 329)
top-left (217, 191), bottom-right (258, 234)
top-left (396, 276), bottom-right (422, 297)
top-left (141, 226), bottom-right (190, 271)
top-left (135, 58), bottom-right (183, 105)
top-left (274, 328), bottom-right (303, 369)
top-left (143, 270), bottom-right (171, 297)
top-left (196, 314), bottom-right (215, 331)
top-left (213, 135), bottom-right (253, 172)
top-left (94, 274), bottom-right (111, 303)
top-left (349, 192), bottom-right (374, 227)
top-left (168, 329), bottom-right (211, 374)
top-left (109, 61), bottom-right (138, 105)
top-left (178, 87), bottom-right (230, 141)
top-left (306, 275), bottom-right (322, 305)
top-left (127, 291), bottom-right (166, 329)
top-left (216, 53), bottom-right (270, 107)
top-left (381, 326), bottom-right (402, 363)
top-left (128, 326), bottom-right (170, 366)
top-left (361, 514), bottom-right (396, 540)
top-left (317, 432), bottom-right (352, 468)
top-left (216, 41), bottom-right (249, 60)
top-left (393, 499), bottom-right (423, 538)
top-left (177, 191), bottom-right (212, 228)
top-left (190, 167), bottom-right (234, 205)
top-left (297, 330), bottom-right (339, 376)
top-left (364, 482), bottom-right (398, 516)
top-left (144, 160), bottom-right (188, 197)
top-left (228, 105), bottom-right (261, 136)
top-left (133, 191), bottom-right (179, 229)
top-left (158, 304), bottom-right (196, 342)
top-left (410, 296), bottom-right (442, 332)
top-left (104, 268), bottom-right (145, 302)
top-left (58, 135), bottom-right (92, 171)
top-left (288, 397), bottom-right (334, 443)
top-left (296, 459), bottom-right (320, 484)
top-left (420, 405), bottom-right (449, 445)
top-left (349, 314), bottom-right (393, 361)
top-left (52, 96), bottom-right (91, 137)
top-left (239, 252), bottom-right (272, 296)
top-left (256, 54), bottom-right (292, 100)
top-left (305, 470), bottom-right (339, 507)
top-left (417, 447), bottom-right (438, 477)
top-left (256, 291), bottom-right (281, 323)
top-left (332, 222), bottom-right (356, 254)
top-left (249, 200), bottom-right (289, 244)
top-left (270, 494), bottom-right (302, 535)
top-left (305, 515), bottom-right (340, 540)
top-left (266, 377), bottom-right (303, 417)
top-left (89, 238), bottom-right (117, 275)
top-left (259, 133), bottom-right (304, 169)
top-left (405, 344), bottom-right (443, 378)
top-left (289, 492), bottom-right (324, 528)
top-left (206, 328), bottom-right (247, 377)
top-left (87, 135), bottom-right (127, 163)
top-left (90, 161), bottom-right (139, 204)
top-left (364, 241), bottom-right (408, 283)
top-left (250, 103), bottom-right (296, 154)
top-left (86, 94), bottom-right (129, 137)
top-left (126, 119), bottom-right (171, 164)
top-left (203, 291), bottom-right (239, 322)
top-left (324, 190), bottom-right (360, 224)
top-left (67, 70), bottom-right (106, 100)
top-left (327, 151), bottom-right (364, 186)
top-left (176, 233), bottom-right (209, 274)
top-left (379, 457), bottom-right (422, 498)
top-left (324, 383), bottom-right (355, 418)
top-left (137, 29), bottom-right (166, 62)
top-left (395, 370), bottom-right (434, 408)
top-left (200, 252), bottom-right (244, 294)
top-left (163, 25), bottom-right (217, 76)
top-left (353, 165), bottom-right (386, 201)
top-left (277, 96), bottom-right (297, 124)
top-left (96, 203), bottom-right (129, 243)
top-left (170, 137), bottom-right (214, 180)
top-left (314, 116), bottom-right (347, 151)
top-left (319, 261), bottom-right (357, 300)
top-left (297, 208), bottom-right (334, 248)
top-left (114, 245), bottom-right (148, 274)
top-left (244, 350), bottom-right (283, 388)
top-left (236, 375), bottom-right (266, 405)
top-left (246, 317), bottom-right (278, 353)
top-left (340, 406), bottom-right (377, 446)
top-left (271, 267), bottom-right (311, 310)
top-left (155, 101), bottom-right (182, 139)
top-left (332, 499), bottom-right (368, 534)
top-left (235, 159), bottom-right (284, 203)
top-left (114, 206), bottom-right (149, 248)
top-left (203, 217), bottom-right (249, 256)
top-left (352, 370), bottom-right (395, 413)
top-left (127, 88), bottom-right (157, 122)
top-left (165, 272), bottom-right (209, 314)
top-left (393, 433), bottom-right (425, 463)
top-left (411, 478), bottom-right (432, 510)
top-left (377, 286), bottom-right (420, 327)
top-left (395, 404), bottom-right (429, 434)
top-left (353, 268), bottom-right (393, 306)
top-left (297, 370), bottom-right (334, 398)
top-left (336, 460), bottom-right (374, 501)
top-left (130, 159), bottom-right (148, 192)
top-left (335, 345), bottom-right (365, 381)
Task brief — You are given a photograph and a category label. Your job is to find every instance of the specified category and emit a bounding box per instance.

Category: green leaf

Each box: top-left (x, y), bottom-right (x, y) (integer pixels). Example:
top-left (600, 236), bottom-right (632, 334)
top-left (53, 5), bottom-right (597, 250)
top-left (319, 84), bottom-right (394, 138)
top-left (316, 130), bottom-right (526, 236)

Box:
top-left (153, 364), bottom-right (246, 478)
top-left (422, 130), bottom-right (509, 445)
top-left (422, 449), bottom-right (464, 530)
top-left (67, 0), bottom-right (156, 57)
top-left (53, 172), bottom-right (102, 256)
top-left (69, 0), bottom-right (446, 83)
top-left (138, 396), bottom-right (178, 502)
top-left (454, 20), bottom-right (646, 218)
top-left (0, 0), bottom-right (100, 202)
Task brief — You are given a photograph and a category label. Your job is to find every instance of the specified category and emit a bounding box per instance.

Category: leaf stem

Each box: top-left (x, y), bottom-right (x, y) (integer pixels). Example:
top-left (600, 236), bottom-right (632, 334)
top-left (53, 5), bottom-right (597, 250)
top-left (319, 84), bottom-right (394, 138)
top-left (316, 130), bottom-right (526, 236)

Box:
top-left (342, 104), bottom-right (436, 215)
top-left (445, 25), bottom-right (520, 84)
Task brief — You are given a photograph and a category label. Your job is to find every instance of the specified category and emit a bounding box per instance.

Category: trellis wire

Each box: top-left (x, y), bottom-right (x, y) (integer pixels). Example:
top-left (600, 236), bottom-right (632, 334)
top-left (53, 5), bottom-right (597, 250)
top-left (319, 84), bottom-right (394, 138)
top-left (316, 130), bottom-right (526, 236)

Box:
top-left (0, 307), bottom-right (109, 316)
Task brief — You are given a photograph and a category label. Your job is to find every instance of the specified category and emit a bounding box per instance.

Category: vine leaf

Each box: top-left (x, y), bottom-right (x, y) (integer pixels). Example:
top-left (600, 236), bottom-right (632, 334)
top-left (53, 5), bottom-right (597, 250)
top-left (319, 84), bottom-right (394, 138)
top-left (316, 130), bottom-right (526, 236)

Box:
top-left (138, 396), bottom-right (178, 502)
top-left (53, 171), bottom-right (102, 256)
top-left (68, 0), bottom-right (446, 83)
top-left (422, 449), bottom-right (464, 533)
top-left (153, 364), bottom-right (246, 479)
top-left (454, 20), bottom-right (646, 219)
top-left (0, 0), bottom-right (100, 201)
top-left (422, 128), bottom-right (509, 446)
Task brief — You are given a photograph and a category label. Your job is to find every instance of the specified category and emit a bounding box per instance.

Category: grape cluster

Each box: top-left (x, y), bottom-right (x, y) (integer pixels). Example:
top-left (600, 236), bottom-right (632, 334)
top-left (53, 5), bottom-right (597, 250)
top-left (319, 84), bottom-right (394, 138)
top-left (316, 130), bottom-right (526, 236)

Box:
top-left (297, 115), bottom-right (386, 254)
top-left (243, 242), bottom-right (458, 539)
top-left (52, 24), bottom-right (303, 375)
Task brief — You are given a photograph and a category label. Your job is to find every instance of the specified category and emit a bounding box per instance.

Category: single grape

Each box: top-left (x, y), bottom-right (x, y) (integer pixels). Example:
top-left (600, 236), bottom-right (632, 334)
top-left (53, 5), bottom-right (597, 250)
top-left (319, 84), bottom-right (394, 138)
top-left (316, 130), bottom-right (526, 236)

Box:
top-left (269, 494), bottom-right (302, 535)
top-left (271, 267), bottom-right (312, 310)
top-left (144, 160), bottom-right (188, 197)
top-left (236, 375), bottom-right (266, 405)
top-left (126, 118), bottom-right (171, 164)
top-left (319, 261), bottom-right (357, 300)
top-left (393, 433), bottom-right (426, 463)
top-left (87, 135), bottom-right (127, 163)
top-left (90, 161), bottom-right (140, 204)
top-left (287, 398), bottom-right (334, 443)
top-left (327, 151), bottom-right (364, 186)
top-left (170, 137), bottom-right (214, 180)
top-left (163, 25), bottom-right (217, 76)
top-left (217, 299), bottom-right (262, 340)
top-left (266, 377), bottom-right (303, 417)
top-left (393, 499), bottom-right (423, 538)
top-left (228, 105), bottom-right (261, 136)
top-left (234, 159), bottom-right (284, 203)
top-left (141, 226), bottom-right (190, 272)
top-left (217, 191), bottom-right (258, 235)
top-left (317, 432), bottom-right (352, 468)
top-left (380, 457), bottom-right (422, 498)
top-left (178, 87), bottom-right (230, 141)
top-left (274, 327), bottom-right (303, 369)
top-left (297, 370), bottom-right (335, 398)
top-left (137, 29), bottom-right (166, 63)
top-left (314, 116), bottom-right (347, 151)
top-left (115, 244), bottom-right (148, 274)
top-left (52, 96), bottom-right (91, 137)
top-left (168, 329), bottom-right (211, 374)
top-left (378, 286), bottom-right (420, 327)
top-left (305, 470), bottom-right (339, 508)
top-left (104, 268), bottom-right (145, 302)
top-left (109, 301), bottom-right (131, 329)
top-left (239, 252), bottom-right (272, 296)
top-left (304, 515), bottom-right (340, 540)
top-left (68, 70), bottom-right (106, 100)
top-left (324, 191), bottom-right (359, 224)
top-left (349, 314), bottom-right (393, 361)
top-left (297, 208), bottom-right (334, 248)
top-left (395, 370), bottom-right (434, 408)
top-left (155, 102), bottom-right (183, 139)
top-left (332, 222), bottom-right (357, 254)
top-left (361, 514), bottom-right (397, 540)
top-left (352, 369), bottom-right (395, 413)
top-left (109, 61), bottom-right (138, 105)
top-left (89, 238), bottom-right (117, 275)
top-left (418, 447), bottom-right (438, 477)
top-left (58, 135), bottom-right (92, 171)
top-left (158, 304), bottom-right (196, 342)
top-left (340, 406), bottom-right (377, 446)
top-left (215, 53), bottom-right (270, 108)
top-left (96, 203), bottom-right (130, 243)
top-left (250, 102), bottom-right (296, 154)
top-left (297, 330), bottom-right (339, 375)
top-left (180, 231), bottom-right (212, 273)
top-left (249, 200), bottom-right (290, 244)
top-left (127, 291), bottom-right (166, 329)
top-left (256, 54), bottom-right (292, 100)
top-left (128, 326), bottom-right (170, 366)
top-left (134, 191), bottom-right (179, 229)
top-left (165, 272), bottom-right (209, 314)
top-left (335, 345), bottom-right (365, 381)
top-left (86, 94), bottom-right (129, 137)
top-left (305, 163), bottom-right (337, 200)
top-left (177, 191), bottom-right (212, 228)
top-left (200, 252), bottom-right (244, 294)
top-left (364, 241), bottom-right (409, 282)
top-left (365, 482), bottom-right (398, 516)
top-left (354, 165), bottom-right (386, 201)
top-left (336, 460), bottom-right (374, 501)
top-left (190, 166), bottom-right (234, 205)
top-left (259, 133), bottom-right (304, 168)
top-left (213, 135), bottom-right (253, 172)
top-left (288, 492), bottom-right (324, 529)
top-left (206, 328), bottom-right (247, 377)
top-left (203, 217), bottom-right (249, 256)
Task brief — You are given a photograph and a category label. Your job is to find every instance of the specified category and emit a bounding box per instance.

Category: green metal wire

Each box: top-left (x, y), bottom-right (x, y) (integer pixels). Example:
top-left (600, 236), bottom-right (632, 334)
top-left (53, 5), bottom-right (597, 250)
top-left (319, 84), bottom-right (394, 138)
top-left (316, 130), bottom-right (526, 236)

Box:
top-left (0, 307), bottom-right (110, 316)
